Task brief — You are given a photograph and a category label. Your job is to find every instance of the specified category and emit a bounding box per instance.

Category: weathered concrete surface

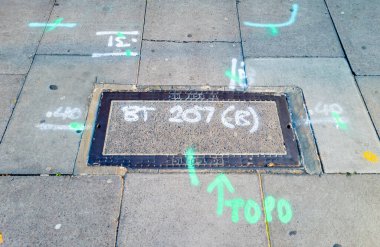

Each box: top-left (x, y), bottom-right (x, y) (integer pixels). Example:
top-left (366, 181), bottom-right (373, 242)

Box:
top-left (105, 100), bottom-right (285, 155)
top-left (117, 173), bottom-right (267, 246)
top-left (37, 0), bottom-right (145, 57)
top-left (0, 75), bottom-right (24, 140)
top-left (0, 0), bottom-right (52, 74)
top-left (138, 41), bottom-right (241, 86)
top-left (262, 174), bottom-right (380, 246)
top-left (238, 0), bottom-right (343, 57)
top-left (0, 56), bottom-right (97, 174)
top-left (245, 58), bottom-right (380, 173)
top-left (325, 0), bottom-right (380, 75)
top-left (357, 76), bottom-right (380, 135)
top-left (144, 0), bottom-right (240, 41)
top-left (0, 176), bottom-right (122, 246)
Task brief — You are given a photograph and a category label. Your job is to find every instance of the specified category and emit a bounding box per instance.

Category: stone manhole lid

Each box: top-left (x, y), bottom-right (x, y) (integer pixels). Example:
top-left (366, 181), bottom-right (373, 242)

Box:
top-left (88, 91), bottom-right (301, 169)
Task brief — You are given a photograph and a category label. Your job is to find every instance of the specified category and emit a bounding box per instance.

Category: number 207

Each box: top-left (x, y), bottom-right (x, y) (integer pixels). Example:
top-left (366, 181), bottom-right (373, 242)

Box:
top-left (169, 106), bottom-right (215, 123)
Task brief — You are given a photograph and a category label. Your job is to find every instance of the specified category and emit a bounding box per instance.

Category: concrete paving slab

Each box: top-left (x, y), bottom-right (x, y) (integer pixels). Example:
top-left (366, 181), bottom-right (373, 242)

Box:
top-left (357, 76), bottom-right (380, 134)
top-left (117, 173), bottom-right (267, 246)
top-left (0, 75), bottom-right (24, 140)
top-left (0, 0), bottom-right (53, 74)
top-left (245, 58), bottom-right (380, 173)
top-left (138, 41), bottom-right (242, 86)
top-left (0, 175), bottom-right (122, 246)
top-left (238, 0), bottom-right (343, 57)
top-left (0, 56), bottom-right (102, 174)
top-left (37, 0), bottom-right (145, 57)
top-left (144, 0), bottom-right (240, 42)
top-left (325, 0), bottom-right (380, 75)
top-left (262, 174), bottom-right (380, 246)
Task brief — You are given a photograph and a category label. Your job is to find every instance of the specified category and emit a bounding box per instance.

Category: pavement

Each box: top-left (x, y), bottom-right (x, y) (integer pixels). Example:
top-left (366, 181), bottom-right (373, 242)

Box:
top-left (0, 0), bottom-right (380, 246)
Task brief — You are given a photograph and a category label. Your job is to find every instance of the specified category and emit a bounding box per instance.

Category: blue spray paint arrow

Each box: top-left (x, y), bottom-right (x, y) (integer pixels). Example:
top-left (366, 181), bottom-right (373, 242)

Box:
top-left (244, 4), bottom-right (299, 35)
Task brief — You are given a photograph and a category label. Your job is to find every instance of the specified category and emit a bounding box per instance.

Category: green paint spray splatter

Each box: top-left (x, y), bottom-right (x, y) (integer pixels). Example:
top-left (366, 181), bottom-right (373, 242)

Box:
top-left (125, 49), bottom-right (132, 57)
top-left (268, 25), bottom-right (279, 36)
top-left (331, 111), bottom-right (348, 130)
top-left (117, 32), bottom-right (126, 38)
top-left (68, 122), bottom-right (84, 131)
top-left (207, 174), bottom-right (235, 216)
top-left (185, 147), bottom-right (199, 186)
top-left (46, 18), bottom-right (64, 32)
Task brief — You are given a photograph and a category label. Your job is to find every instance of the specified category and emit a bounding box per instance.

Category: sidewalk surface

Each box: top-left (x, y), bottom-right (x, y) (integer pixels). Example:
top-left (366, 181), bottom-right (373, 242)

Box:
top-left (0, 0), bottom-right (380, 246)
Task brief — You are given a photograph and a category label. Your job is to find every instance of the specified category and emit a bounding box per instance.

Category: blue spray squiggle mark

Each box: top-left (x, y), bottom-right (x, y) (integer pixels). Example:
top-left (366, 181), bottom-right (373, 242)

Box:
top-left (244, 4), bottom-right (299, 35)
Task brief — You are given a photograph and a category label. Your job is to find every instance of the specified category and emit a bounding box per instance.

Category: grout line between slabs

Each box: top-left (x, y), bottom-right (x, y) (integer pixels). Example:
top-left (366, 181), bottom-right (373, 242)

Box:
top-left (0, 0), bottom-right (57, 144)
top-left (114, 176), bottom-right (126, 247)
top-left (258, 172), bottom-right (272, 247)
top-left (353, 77), bottom-right (380, 140)
top-left (136, 0), bottom-right (148, 87)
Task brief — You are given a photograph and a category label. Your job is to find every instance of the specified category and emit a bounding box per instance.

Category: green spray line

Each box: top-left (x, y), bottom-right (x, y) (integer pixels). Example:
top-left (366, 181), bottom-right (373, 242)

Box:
top-left (46, 18), bottom-right (64, 32)
top-left (331, 111), bottom-right (348, 130)
top-left (185, 147), bottom-right (200, 186)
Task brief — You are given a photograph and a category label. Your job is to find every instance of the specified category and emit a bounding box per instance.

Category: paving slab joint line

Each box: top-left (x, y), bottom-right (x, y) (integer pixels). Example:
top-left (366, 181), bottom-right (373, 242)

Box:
top-left (114, 176), bottom-right (126, 247)
top-left (136, 0), bottom-right (148, 87)
top-left (322, 0), bottom-right (355, 75)
top-left (72, 79), bottom-right (97, 175)
top-left (142, 39), bottom-right (240, 44)
top-left (234, 0), bottom-right (246, 79)
top-left (0, 0), bottom-right (56, 143)
top-left (35, 53), bottom-right (93, 57)
top-left (352, 77), bottom-right (380, 140)
top-left (258, 173), bottom-right (272, 247)
top-left (244, 55), bottom-right (345, 59)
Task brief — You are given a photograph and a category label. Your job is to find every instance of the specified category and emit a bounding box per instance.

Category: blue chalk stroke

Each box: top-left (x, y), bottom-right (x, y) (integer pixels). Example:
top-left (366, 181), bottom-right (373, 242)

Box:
top-left (244, 4), bottom-right (299, 35)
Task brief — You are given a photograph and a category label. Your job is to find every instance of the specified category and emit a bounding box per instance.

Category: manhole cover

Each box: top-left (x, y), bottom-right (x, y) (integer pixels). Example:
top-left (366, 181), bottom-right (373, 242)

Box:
top-left (88, 91), bottom-right (301, 169)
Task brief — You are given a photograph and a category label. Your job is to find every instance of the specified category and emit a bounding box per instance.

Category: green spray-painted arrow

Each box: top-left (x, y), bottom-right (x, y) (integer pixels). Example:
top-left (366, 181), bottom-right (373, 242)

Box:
top-left (207, 174), bottom-right (235, 216)
top-left (331, 111), bottom-right (347, 130)
top-left (185, 147), bottom-right (199, 186)
top-left (46, 18), bottom-right (64, 32)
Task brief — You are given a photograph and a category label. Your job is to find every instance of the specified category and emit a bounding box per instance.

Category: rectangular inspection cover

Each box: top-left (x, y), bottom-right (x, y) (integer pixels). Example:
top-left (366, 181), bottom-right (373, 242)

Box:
top-left (88, 91), bottom-right (300, 168)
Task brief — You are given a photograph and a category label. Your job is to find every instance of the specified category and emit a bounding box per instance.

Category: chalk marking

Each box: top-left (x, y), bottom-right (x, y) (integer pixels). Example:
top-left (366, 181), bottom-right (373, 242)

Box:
top-left (221, 106), bottom-right (260, 133)
top-left (185, 147), bottom-right (200, 186)
top-left (227, 58), bottom-right (247, 90)
top-left (121, 106), bottom-right (156, 122)
top-left (244, 4), bottom-right (299, 28)
top-left (229, 58), bottom-right (237, 90)
top-left (36, 122), bottom-right (85, 131)
top-left (29, 18), bottom-right (77, 31)
top-left (92, 51), bottom-right (138, 57)
top-left (96, 31), bottom-right (139, 35)
top-left (46, 107), bottom-right (81, 120)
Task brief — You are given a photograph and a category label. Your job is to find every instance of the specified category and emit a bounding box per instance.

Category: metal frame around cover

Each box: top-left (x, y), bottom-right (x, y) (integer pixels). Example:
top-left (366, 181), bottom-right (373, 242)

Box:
top-left (88, 90), bottom-right (301, 169)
